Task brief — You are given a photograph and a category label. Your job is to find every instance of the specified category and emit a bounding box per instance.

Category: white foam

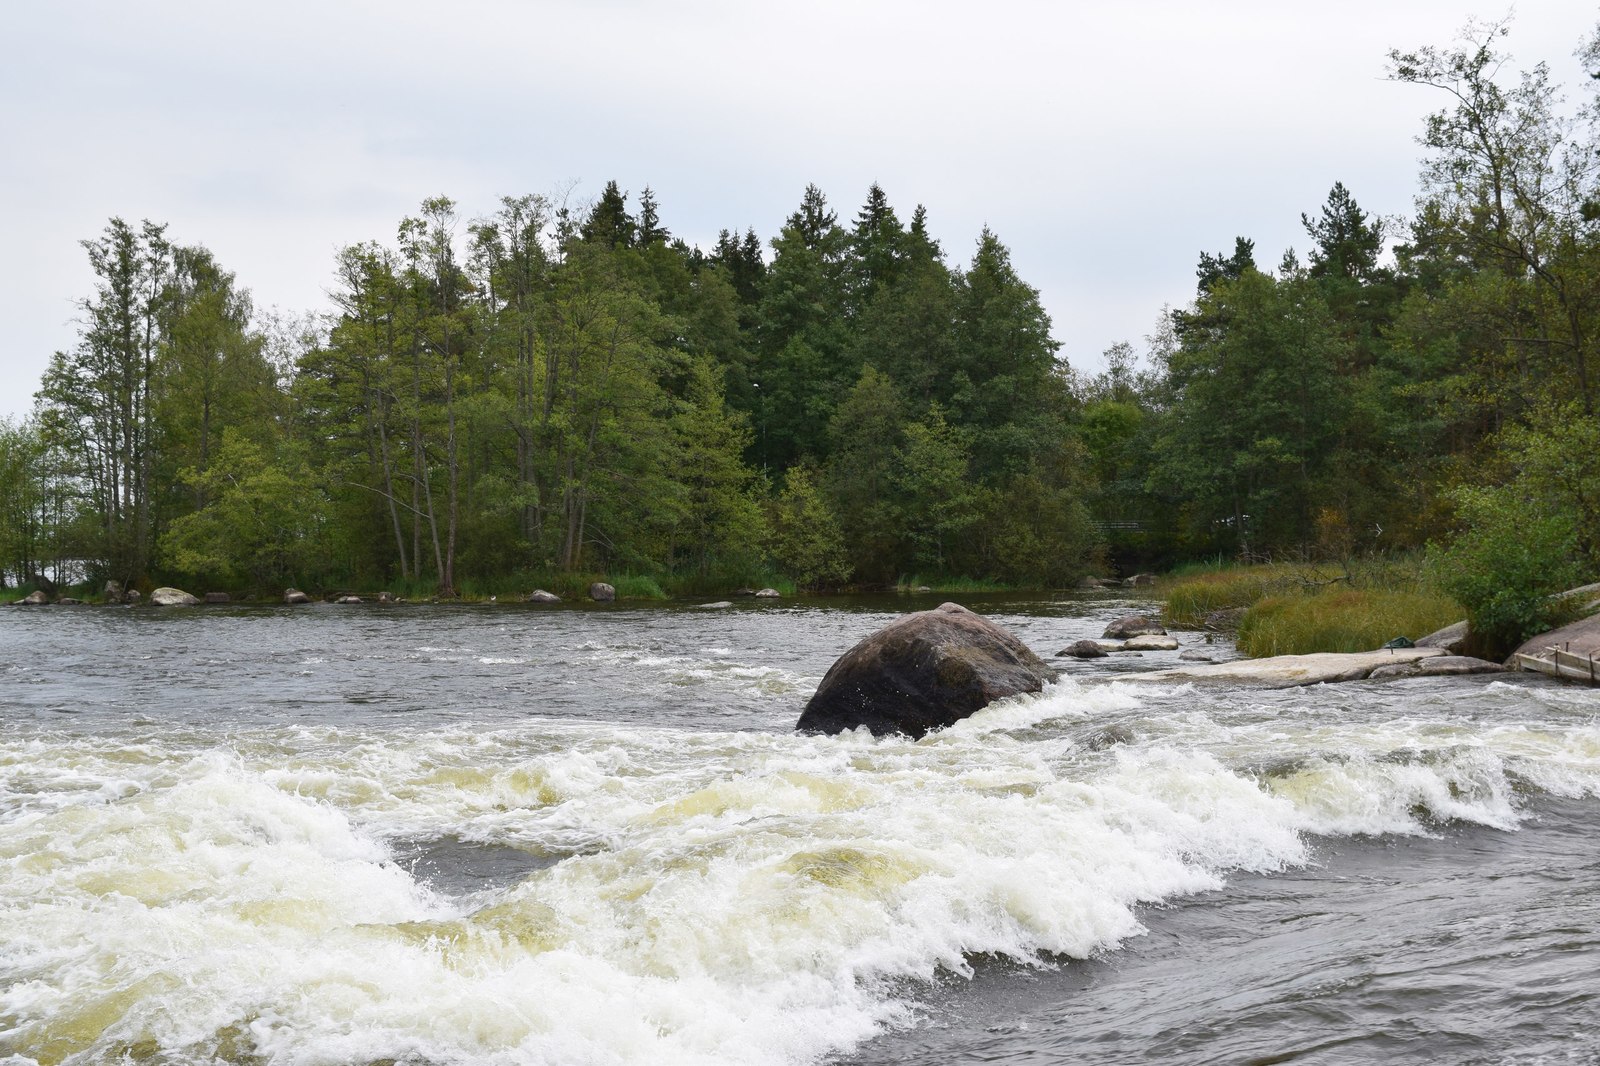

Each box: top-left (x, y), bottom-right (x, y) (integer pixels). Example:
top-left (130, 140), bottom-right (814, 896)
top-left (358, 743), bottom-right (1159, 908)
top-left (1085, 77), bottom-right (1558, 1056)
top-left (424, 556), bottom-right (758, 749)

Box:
top-left (4, 679), bottom-right (1600, 1065)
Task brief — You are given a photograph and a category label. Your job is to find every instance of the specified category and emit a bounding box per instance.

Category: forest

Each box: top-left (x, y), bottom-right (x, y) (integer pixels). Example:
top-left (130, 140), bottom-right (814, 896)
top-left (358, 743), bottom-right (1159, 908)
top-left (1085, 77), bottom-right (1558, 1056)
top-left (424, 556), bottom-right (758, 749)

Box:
top-left (2, 20), bottom-right (1598, 614)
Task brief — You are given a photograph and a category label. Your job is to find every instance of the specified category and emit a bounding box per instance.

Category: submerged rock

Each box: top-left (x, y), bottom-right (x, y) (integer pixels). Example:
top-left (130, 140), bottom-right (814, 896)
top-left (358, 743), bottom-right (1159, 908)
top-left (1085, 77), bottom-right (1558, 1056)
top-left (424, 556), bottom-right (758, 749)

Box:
top-left (150, 587), bottom-right (200, 606)
top-left (1102, 613), bottom-right (1166, 639)
top-left (698, 601), bottom-right (733, 609)
top-left (796, 602), bottom-right (1057, 738)
top-left (589, 582), bottom-right (616, 603)
top-left (1058, 639), bottom-right (1109, 659)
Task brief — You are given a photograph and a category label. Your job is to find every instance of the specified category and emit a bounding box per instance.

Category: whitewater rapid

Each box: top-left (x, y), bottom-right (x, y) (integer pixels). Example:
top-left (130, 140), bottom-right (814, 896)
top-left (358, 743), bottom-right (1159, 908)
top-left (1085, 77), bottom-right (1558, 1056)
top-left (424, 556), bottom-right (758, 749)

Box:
top-left (5, 655), bottom-right (1598, 1066)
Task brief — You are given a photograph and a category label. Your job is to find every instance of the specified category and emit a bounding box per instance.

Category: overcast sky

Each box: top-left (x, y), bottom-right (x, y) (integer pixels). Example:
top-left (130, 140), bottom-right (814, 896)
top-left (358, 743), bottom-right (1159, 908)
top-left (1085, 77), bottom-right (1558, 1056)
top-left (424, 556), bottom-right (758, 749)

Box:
top-left (1, 1), bottom-right (1593, 420)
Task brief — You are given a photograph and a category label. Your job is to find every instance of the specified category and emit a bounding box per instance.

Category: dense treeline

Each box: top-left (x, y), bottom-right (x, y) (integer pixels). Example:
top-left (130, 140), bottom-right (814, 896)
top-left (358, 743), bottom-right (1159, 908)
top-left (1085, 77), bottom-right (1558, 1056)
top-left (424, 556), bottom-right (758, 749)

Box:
top-left (2, 180), bottom-right (1093, 595)
top-left (4, 19), bottom-right (1598, 610)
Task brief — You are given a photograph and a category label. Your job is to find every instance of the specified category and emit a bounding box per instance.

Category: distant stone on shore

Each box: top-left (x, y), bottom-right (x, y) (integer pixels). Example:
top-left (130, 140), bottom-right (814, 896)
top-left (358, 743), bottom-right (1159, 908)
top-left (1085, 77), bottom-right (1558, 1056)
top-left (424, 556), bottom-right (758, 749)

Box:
top-left (18, 590), bottom-right (49, 605)
top-left (124, 589), bottom-right (141, 605)
top-left (1123, 573), bottom-right (1157, 587)
top-left (56, 597), bottom-right (82, 606)
top-left (337, 595), bottom-right (362, 604)
top-left (379, 591), bottom-right (396, 603)
top-left (755, 588), bottom-right (781, 598)
top-left (1058, 639), bottom-right (1109, 659)
top-left (1103, 613), bottom-right (1166, 640)
top-left (284, 588), bottom-right (312, 605)
top-left (151, 587), bottom-right (200, 606)
top-left (797, 602), bottom-right (1057, 738)
top-left (103, 580), bottom-right (124, 602)
top-left (527, 589), bottom-right (560, 603)
top-left (589, 582), bottom-right (616, 602)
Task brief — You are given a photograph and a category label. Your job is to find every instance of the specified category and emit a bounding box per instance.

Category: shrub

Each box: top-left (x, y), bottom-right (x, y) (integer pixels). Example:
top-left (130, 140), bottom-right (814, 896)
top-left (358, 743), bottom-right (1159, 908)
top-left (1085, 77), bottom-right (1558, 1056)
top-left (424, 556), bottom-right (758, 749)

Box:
top-left (1428, 485), bottom-right (1581, 658)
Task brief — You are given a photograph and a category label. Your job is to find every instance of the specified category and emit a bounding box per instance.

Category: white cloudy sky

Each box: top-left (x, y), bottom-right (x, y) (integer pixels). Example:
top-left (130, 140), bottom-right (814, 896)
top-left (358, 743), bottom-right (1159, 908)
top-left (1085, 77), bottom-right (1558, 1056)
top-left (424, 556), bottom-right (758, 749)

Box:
top-left (1, 1), bottom-right (1592, 420)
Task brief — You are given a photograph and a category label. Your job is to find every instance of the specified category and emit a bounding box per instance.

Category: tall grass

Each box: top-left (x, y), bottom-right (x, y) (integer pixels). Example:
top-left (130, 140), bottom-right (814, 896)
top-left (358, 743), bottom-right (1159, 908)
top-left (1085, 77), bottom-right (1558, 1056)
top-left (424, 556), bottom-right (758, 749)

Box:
top-left (1160, 555), bottom-right (1461, 656)
top-left (1236, 589), bottom-right (1463, 657)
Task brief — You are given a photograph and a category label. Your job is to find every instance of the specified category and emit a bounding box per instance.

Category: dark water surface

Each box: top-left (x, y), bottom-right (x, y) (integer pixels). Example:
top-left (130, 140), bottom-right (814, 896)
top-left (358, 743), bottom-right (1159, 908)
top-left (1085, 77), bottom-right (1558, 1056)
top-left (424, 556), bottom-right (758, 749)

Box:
top-left (2, 595), bottom-right (1597, 1065)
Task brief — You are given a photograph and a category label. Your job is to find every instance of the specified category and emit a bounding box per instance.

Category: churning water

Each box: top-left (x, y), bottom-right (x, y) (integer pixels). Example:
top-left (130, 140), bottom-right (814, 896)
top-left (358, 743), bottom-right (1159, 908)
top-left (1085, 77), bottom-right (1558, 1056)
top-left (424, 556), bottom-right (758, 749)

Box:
top-left (1, 596), bottom-right (1597, 1065)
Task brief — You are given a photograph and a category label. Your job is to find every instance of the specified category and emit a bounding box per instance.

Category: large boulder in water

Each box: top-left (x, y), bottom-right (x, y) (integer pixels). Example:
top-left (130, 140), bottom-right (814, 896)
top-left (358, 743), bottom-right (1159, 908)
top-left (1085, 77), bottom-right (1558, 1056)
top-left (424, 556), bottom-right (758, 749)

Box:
top-left (796, 602), bottom-right (1057, 738)
top-left (150, 587), bottom-right (200, 606)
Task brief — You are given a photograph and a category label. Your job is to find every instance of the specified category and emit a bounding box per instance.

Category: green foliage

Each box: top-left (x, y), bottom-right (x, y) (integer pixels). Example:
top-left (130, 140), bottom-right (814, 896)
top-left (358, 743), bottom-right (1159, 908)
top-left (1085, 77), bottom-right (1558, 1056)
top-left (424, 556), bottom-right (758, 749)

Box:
top-left (160, 431), bottom-right (326, 589)
top-left (1237, 589), bottom-right (1462, 657)
top-left (768, 463), bottom-right (849, 590)
top-left (1428, 485), bottom-right (1581, 658)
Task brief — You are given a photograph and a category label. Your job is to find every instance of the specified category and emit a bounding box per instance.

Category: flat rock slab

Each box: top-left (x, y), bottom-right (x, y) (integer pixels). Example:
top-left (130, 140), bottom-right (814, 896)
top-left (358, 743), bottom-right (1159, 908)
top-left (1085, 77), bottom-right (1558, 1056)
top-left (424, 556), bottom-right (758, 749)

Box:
top-left (1370, 655), bottom-right (1505, 680)
top-left (1130, 647), bottom-right (1449, 687)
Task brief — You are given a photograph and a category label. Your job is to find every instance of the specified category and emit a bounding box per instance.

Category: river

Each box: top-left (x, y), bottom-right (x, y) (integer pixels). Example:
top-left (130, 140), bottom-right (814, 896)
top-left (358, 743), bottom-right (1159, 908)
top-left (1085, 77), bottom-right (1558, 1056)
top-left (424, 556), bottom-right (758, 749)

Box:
top-left (1, 594), bottom-right (1596, 1065)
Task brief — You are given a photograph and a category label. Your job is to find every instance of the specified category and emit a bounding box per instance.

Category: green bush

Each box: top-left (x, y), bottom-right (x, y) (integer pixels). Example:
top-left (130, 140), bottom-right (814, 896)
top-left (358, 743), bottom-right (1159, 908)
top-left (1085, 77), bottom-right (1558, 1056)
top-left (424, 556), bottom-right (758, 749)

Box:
top-left (1427, 486), bottom-right (1580, 658)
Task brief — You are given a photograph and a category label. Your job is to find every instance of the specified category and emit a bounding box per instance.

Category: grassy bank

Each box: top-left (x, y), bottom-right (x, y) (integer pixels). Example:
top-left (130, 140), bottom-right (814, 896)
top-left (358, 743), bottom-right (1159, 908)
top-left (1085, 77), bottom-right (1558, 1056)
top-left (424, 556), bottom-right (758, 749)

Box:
top-left (1162, 558), bottom-right (1462, 657)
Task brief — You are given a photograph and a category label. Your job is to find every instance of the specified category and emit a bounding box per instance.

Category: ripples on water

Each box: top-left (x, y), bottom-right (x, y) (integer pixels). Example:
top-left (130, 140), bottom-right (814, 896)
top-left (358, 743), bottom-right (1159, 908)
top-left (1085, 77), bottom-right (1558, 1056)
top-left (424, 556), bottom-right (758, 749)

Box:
top-left (1, 597), bottom-right (1597, 1065)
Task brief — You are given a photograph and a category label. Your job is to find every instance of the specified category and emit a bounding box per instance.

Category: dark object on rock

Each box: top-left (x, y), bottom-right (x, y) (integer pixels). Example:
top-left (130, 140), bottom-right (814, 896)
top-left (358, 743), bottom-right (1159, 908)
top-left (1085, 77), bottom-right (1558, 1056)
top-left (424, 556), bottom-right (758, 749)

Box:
top-left (1370, 655), bottom-right (1506, 680)
top-left (1102, 613), bottom-right (1166, 639)
top-left (755, 588), bottom-right (781, 598)
top-left (204, 592), bottom-right (230, 604)
top-left (151, 587), bottom-right (200, 606)
top-left (18, 590), bottom-right (48, 605)
top-left (796, 602), bottom-right (1057, 738)
top-left (1381, 636), bottom-right (1415, 649)
top-left (527, 589), bottom-right (560, 603)
top-left (284, 588), bottom-right (312, 605)
top-left (589, 582), bottom-right (616, 602)
top-left (1058, 639), bottom-right (1109, 659)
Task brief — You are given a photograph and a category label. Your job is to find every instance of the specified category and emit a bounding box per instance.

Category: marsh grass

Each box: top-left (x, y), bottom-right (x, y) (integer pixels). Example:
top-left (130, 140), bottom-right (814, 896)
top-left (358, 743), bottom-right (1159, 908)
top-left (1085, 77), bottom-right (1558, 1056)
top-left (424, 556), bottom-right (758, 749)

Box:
top-left (1236, 589), bottom-right (1463, 657)
top-left (1162, 556), bottom-right (1460, 656)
